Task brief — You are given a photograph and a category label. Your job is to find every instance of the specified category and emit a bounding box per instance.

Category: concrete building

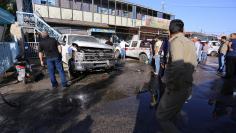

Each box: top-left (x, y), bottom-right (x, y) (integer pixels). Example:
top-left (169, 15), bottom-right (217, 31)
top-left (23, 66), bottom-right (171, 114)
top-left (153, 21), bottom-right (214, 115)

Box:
top-left (17, 0), bottom-right (175, 41)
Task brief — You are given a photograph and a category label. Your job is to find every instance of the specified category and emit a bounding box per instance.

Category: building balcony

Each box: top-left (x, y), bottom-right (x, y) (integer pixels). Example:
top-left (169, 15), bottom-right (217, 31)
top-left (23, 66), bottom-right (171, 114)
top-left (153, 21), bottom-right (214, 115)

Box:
top-left (33, 4), bottom-right (170, 30)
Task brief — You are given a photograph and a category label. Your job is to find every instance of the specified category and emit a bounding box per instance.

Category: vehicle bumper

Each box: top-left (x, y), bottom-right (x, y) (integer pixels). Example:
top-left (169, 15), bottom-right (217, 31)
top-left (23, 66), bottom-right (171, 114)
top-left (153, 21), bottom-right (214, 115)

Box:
top-left (74, 60), bottom-right (115, 71)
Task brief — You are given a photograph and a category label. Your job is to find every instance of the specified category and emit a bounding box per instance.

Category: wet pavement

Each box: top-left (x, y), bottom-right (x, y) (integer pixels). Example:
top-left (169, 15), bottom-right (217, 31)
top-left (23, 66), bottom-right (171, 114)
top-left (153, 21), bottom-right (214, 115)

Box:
top-left (0, 57), bottom-right (236, 133)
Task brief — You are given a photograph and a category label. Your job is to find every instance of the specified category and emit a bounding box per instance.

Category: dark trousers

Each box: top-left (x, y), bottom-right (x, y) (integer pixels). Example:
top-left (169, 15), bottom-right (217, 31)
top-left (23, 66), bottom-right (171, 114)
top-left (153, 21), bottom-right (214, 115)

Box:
top-left (46, 57), bottom-right (67, 87)
top-left (225, 56), bottom-right (236, 78)
top-left (156, 88), bottom-right (191, 133)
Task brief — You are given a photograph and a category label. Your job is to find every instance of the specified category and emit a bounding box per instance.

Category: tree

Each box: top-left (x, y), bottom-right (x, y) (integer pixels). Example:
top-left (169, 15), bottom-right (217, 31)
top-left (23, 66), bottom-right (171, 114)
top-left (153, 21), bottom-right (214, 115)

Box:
top-left (0, 0), bottom-right (16, 14)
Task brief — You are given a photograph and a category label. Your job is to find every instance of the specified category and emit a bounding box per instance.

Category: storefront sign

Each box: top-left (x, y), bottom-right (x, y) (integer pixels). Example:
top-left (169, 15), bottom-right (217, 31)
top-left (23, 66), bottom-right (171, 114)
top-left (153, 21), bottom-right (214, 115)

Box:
top-left (145, 16), bottom-right (170, 30)
top-left (90, 28), bottom-right (115, 33)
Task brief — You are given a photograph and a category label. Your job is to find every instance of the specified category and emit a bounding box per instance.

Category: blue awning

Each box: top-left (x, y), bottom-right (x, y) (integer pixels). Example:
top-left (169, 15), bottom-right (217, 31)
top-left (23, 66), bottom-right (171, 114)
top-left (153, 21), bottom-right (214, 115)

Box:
top-left (0, 7), bottom-right (15, 24)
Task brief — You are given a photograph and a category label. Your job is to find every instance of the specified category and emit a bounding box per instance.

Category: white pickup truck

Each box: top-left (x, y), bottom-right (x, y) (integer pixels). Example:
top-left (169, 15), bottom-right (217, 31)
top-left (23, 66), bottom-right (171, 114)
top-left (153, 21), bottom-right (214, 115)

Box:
top-left (126, 40), bottom-right (152, 64)
top-left (59, 34), bottom-right (115, 78)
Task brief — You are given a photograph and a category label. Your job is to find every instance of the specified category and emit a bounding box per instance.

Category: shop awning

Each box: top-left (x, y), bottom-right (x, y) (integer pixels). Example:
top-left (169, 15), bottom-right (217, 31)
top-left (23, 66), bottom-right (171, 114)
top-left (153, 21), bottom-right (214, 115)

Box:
top-left (0, 7), bottom-right (15, 24)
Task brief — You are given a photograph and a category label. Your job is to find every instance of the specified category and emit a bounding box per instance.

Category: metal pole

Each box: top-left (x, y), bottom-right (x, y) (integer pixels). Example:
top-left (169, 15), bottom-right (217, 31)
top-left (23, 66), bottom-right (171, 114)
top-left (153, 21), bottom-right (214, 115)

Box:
top-left (100, 0), bottom-right (102, 23)
top-left (72, 0), bottom-right (74, 20)
top-left (82, 0), bottom-right (84, 21)
top-left (108, 0), bottom-right (110, 24)
top-left (92, 0), bottom-right (94, 22)
top-left (59, 0), bottom-right (62, 19)
top-left (121, 2), bottom-right (122, 25)
top-left (34, 28), bottom-right (37, 43)
top-left (115, 0), bottom-right (116, 25)
top-left (47, 0), bottom-right (49, 18)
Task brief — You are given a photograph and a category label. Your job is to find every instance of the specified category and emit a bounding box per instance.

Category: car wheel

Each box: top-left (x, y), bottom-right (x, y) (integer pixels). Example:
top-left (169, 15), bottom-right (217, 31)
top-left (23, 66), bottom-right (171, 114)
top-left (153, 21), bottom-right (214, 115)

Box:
top-left (68, 59), bottom-right (80, 79)
top-left (114, 50), bottom-right (120, 59)
top-left (139, 54), bottom-right (148, 64)
top-left (210, 51), bottom-right (218, 57)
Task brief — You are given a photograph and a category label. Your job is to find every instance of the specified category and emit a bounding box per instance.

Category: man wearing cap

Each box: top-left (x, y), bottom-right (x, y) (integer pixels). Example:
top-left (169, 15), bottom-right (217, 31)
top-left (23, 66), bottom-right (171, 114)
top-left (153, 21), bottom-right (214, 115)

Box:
top-left (38, 31), bottom-right (68, 89)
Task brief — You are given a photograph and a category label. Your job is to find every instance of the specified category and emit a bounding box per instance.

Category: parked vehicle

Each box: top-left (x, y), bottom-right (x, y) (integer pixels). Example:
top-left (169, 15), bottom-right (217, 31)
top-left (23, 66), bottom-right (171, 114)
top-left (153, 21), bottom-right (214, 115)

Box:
top-left (59, 34), bottom-right (115, 78)
top-left (207, 41), bottom-right (221, 56)
top-left (125, 40), bottom-right (152, 64)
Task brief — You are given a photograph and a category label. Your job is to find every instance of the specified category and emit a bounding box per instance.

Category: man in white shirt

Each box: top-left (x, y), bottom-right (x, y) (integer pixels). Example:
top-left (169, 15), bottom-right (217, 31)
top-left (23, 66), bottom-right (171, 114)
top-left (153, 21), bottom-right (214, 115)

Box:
top-left (120, 40), bottom-right (126, 61)
top-left (154, 37), bottom-right (163, 75)
top-left (193, 37), bottom-right (202, 63)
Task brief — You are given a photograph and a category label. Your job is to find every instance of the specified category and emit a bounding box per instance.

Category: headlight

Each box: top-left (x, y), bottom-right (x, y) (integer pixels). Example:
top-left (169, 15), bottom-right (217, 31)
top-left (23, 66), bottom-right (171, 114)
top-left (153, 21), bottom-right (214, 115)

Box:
top-left (75, 52), bottom-right (84, 62)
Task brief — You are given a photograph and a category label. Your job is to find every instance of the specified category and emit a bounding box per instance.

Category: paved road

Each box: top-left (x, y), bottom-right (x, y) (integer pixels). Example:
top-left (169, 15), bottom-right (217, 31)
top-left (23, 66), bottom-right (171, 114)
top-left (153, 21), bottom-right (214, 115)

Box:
top-left (0, 57), bottom-right (236, 133)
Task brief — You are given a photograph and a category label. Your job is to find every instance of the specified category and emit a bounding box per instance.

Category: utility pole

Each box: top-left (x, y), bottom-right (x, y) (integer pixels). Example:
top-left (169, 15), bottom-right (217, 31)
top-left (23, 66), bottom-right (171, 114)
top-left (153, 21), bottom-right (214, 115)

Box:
top-left (161, 0), bottom-right (165, 12)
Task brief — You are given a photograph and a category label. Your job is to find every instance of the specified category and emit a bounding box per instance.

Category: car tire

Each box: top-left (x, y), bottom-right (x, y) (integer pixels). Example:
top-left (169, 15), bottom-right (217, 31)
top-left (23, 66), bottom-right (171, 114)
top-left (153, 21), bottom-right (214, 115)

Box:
top-left (139, 54), bottom-right (148, 64)
top-left (68, 59), bottom-right (80, 79)
top-left (210, 51), bottom-right (218, 57)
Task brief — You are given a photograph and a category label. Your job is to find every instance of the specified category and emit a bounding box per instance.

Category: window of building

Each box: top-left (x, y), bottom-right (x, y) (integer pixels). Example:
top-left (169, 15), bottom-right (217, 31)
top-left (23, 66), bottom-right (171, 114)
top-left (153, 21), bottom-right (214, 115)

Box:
top-left (128, 5), bottom-right (132, 18)
top-left (141, 8), bottom-right (147, 20)
top-left (163, 13), bottom-right (170, 20)
top-left (157, 12), bottom-right (163, 18)
top-left (122, 3), bottom-right (128, 17)
top-left (153, 11), bottom-right (157, 18)
top-left (73, 0), bottom-right (82, 10)
top-left (116, 2), bottom-right (122, 16)
top-left (61, 0), bottom-right (73, 8)
top-left (83, 0), bottom-right (92, 12)
top-left (94, 0), bottom-right (101, 13)
top-left (33, 0), bottom-right (47, 5)
top-left (136, 6), bottom-right (142, 20)
top-left (48, 0), bottom-right (59, 6)
top-left (101, 0), bottom-right (108, 14)
top-left (147, 9), bottom-right (153, 16)
top-left (108, 0), bottom-right (115, 15)
top-left (33, 0), bottom-right (58, 6)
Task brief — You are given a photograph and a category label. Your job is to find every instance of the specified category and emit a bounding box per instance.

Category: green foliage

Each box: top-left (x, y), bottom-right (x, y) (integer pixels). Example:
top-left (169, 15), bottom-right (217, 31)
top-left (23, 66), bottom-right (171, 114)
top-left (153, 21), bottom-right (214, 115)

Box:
top-left (0, 0), bottom-right (16, 14)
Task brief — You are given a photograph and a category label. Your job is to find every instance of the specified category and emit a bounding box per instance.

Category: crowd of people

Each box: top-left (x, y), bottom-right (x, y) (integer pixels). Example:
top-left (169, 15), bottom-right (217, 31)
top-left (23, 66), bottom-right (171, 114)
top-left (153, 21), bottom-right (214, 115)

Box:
top-left (146, 19), bottom-right (236, 132)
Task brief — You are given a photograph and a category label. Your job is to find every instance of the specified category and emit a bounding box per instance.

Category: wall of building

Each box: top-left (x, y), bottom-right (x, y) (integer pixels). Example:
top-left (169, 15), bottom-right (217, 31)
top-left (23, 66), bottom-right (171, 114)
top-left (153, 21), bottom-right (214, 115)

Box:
top-left (32, 0), bottom-right (173, 30)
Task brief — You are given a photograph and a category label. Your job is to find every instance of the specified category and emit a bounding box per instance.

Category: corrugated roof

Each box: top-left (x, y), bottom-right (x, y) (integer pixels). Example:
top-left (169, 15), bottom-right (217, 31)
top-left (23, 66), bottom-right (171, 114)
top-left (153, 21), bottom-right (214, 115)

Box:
top-left (0, 7), bottom-right (15, 24)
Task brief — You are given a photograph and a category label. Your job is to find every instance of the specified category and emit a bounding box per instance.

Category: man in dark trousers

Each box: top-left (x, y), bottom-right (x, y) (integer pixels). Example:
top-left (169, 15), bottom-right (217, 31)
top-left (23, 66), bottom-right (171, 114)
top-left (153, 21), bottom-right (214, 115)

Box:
top-left (38, 31), bottom-right (68, 89)
top-left (156, 19), bottom-right (197, 133)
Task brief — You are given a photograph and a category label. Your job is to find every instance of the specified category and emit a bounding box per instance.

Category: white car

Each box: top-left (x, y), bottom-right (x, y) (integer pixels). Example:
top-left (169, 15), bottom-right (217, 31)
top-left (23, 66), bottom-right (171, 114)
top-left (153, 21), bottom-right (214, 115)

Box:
top-left (126, 40), bottom-right (152, 64)
top-left (59, 34), bottom-right (115, 78)
top-left (207, 41), bottom-right (220, 56)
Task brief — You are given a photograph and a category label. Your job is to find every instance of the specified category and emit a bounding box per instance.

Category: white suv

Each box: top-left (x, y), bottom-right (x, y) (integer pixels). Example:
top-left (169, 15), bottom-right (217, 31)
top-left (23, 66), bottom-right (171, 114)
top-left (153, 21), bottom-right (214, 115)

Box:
top-left (207, 41), bottom-right (220, 56)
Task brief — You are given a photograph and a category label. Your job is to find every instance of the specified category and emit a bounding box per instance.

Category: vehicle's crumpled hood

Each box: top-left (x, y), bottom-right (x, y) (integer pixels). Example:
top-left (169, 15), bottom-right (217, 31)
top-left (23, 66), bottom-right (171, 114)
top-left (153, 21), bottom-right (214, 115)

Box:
top-left (73, 41), bottom-right (113, 50)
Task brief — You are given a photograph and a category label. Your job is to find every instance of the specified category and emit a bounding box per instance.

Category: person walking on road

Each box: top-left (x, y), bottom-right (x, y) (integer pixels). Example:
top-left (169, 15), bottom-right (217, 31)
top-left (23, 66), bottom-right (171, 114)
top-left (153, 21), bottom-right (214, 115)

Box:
top-left (38, 31), bottom-right (68, 89)
top-left (120, 40), bottom-right (126, 62)
top-left (193, 37), bottom-right (202, 63)
top-left (159, 38), bottom-right (169, 77)
top-left (217, 36), bottom-right (228, 74)
top-left (201, 41), bottom-right (210, 64)
top-left (156, 19), bottom-right (197, 133)
top-left (225, 33), bottom-right (236, 78)
top-left (153, 37), bottom-right (163, 75)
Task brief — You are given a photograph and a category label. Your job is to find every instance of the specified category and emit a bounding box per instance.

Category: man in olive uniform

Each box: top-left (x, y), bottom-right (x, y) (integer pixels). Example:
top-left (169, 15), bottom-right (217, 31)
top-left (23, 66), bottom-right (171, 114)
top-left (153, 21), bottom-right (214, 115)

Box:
top-left (156, 19), bottom-right (197, 133)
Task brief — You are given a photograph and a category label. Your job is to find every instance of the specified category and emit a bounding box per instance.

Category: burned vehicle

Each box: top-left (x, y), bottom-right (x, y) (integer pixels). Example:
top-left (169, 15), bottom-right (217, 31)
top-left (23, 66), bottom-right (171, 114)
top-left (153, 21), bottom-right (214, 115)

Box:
top-left (59, 34), bottom-right (115, 78)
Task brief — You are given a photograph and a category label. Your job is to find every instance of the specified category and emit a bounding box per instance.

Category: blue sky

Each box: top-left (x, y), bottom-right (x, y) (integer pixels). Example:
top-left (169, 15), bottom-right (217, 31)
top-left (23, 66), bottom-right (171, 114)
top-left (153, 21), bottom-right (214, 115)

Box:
top-left (128, 0), bottom-right (236, 35)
